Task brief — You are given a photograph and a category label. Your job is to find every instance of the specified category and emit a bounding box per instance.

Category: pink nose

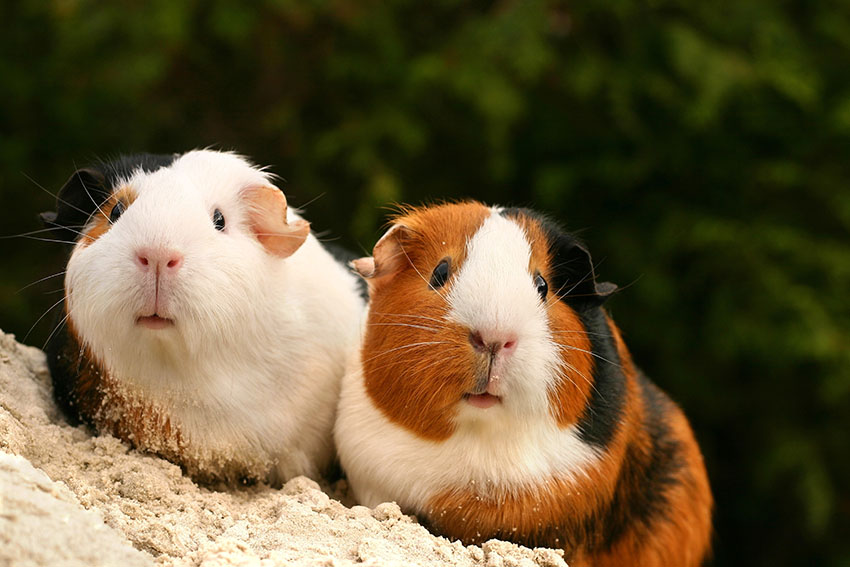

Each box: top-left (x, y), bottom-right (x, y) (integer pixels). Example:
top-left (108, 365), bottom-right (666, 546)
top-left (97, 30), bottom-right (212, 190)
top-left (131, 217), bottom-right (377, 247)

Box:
top-left (135, 247), bottom-right (184, 274)
top-left (469, 330), bottom-right (518, 355)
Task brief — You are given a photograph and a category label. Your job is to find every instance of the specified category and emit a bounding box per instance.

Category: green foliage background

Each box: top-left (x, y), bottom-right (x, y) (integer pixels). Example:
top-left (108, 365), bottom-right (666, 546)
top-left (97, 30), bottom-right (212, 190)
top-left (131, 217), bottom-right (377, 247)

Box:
top-left (1, 1), bottom-right (848, 565)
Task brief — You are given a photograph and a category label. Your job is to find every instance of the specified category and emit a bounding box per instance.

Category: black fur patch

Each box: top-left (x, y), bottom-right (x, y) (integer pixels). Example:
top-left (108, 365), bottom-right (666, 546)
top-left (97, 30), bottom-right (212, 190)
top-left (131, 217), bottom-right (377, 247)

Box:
top-left (45, 320), bottom-right (91, 426)
top-left (573, 310), bottom-right (627, 448)
top-left (587, 373), bottom-right (685, 552)
top-left (41, 153), bottom-right (177, 243)
top-left (500, 207), bottom-right (624, 447)
top-left (43, 154), bottom-right (177, 423)
top-left (499, 207), bottom-right (616, 308)
top-left (501, 207), bottom-right (691, 557)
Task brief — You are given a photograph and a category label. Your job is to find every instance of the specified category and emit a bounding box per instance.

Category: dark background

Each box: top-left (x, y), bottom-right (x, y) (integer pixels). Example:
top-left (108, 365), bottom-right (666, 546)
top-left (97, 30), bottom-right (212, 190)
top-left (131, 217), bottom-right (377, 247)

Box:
top-left (1, 2), bottom-right (848, 565)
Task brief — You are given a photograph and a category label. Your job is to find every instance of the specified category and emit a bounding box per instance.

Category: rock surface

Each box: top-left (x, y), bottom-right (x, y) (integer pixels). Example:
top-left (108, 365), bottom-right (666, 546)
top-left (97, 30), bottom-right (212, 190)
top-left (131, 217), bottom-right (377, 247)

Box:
top-left (0, 331), bottom-right (567, 567)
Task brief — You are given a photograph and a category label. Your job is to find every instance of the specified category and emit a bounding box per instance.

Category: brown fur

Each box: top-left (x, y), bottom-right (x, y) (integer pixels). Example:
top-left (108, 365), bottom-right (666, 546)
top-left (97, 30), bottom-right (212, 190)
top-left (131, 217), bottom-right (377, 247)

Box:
top-left (426, 320), bottom-right (712, 565)
top-left (361, 202), bottom-right (490, 440)
top-left (76, 188), bottom-right (136, 248)
top-left (361, 203), bottom-right (712, 566)
top-left (60, 186), bottom-right (190, 458)
top-left (60, 318), bottom-right (186, 459)
top-left (515, 216), bottom-right (597, 427)
top-left (547, 302), bottom-right (595, 426)
top-left (59, 318), bottom-right (273, 484)
top-left (60, 185), bottom-right (182, 451)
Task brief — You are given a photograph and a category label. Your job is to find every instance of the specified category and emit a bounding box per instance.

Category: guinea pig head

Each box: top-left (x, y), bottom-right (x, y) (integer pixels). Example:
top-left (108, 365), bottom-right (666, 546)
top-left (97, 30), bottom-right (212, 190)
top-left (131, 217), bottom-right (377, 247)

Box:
top-left (354, 203), bottom-right (617, 441)
top-left (56, 151), bottom-right (310, 386)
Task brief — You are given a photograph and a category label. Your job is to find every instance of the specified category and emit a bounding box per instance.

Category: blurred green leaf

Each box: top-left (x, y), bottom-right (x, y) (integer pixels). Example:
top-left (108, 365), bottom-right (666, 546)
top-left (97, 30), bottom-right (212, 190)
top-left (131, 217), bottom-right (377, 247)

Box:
top-left (2, 1), bottom-right (849, 565)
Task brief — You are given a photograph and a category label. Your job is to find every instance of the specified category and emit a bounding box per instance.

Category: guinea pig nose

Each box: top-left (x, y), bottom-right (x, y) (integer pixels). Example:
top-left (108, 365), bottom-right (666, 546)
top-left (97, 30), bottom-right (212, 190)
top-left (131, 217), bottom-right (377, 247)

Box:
top-left (135, 247), bottom-right (184, 273)
top-left (469, 330), bottom-right (518, 355)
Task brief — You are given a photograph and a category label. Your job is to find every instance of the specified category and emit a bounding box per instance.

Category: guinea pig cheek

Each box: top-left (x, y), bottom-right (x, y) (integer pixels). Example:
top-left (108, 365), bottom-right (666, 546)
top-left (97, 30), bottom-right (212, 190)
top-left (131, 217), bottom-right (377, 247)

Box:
top-left (65, 239), bottom-right (145, 363)
top-left (361, 284), bottom-right (470, 441)
top-left (545, 301), bottom-right (596, 427)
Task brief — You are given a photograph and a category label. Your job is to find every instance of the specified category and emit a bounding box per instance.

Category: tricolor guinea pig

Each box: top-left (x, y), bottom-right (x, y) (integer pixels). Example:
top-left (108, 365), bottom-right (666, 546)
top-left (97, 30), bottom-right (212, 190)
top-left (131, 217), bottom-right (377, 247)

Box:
top-left (41, 149), bottom-right (364, 485)
top-left (335, 202), bottom-right (712, 566)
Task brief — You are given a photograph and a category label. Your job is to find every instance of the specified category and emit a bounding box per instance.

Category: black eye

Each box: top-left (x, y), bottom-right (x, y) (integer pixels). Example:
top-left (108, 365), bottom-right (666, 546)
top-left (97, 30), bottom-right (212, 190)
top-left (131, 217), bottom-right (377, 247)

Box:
top-left (213, 209), bottom-right (225, 231)
top-left (109, 201), bottom-right (125, 224)
top-left (430, 259), bottom-right (451, 289)
top-left (535, 272), bottom-right (548, 301)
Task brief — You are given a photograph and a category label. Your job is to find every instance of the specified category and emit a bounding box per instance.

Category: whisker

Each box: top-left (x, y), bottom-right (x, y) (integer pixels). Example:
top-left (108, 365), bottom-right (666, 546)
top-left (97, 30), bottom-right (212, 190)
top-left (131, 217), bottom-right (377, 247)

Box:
top-left (76, 167), bottom-right (108, 221)
top-left (17, 271), bottom-right (67, 293)
top-left (560, 359), bottom-right (595, 390)
top-left (370, 312), bottom-right (448, 325)
top-left (553, 367), bottom-right (583, 396)
top-left (22, 172), bottom-right (90, 217)
top-left (0, 225), bottom-right (87, 239)
top-left (364, 343), bottom-right (466, 378)
top-left (399, 242), bottom-right (447, 302)
top-left (24, 296), bottom-right (66, 342)
top-left (562, 268), bottom-right (597, 298)
top-left (366, 322), bottom-right (440, 333)
top-left (543, 267), bottom-right (598, 309)
top-left (261, 227), bottom-right (343, 244)
top-left (543, 275), bottom-right (578, 310)
top-left (360, 341), bottom-right (454, 365)
top-left (294, 192), bottom-right (326, 210)
top-left (422, 375), bottom-right (454, 410)
top-left (15, 235), bottom-right (79, 245)
top-left (549, 329), bottom-right (612, 338)
top-left (251, 232), bottom-right (313, 239)
top-left (555, 342), bottom-right (622, 368)
top-left (42, 308), bottom-right (72, 350)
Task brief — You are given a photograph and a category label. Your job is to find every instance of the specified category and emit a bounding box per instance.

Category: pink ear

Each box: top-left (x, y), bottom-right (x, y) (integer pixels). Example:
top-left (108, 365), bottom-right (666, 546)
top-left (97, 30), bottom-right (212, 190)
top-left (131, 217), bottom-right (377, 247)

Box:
top-left (241, 185), bottom-right (310, 258)
top-left (351, 224), bottom-right (409, 282)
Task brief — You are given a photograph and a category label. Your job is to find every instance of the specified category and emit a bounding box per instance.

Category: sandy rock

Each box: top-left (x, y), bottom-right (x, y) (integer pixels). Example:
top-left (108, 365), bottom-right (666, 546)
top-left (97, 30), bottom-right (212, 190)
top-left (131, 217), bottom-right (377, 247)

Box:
top-left (0, 330), bottom-right (567, 566)
top-left (0, 451), bottom-right (152, 567)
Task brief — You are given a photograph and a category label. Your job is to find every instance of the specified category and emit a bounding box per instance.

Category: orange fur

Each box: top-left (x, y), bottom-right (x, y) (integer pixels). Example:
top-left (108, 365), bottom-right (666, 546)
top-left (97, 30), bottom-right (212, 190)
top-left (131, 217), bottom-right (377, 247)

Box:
top-left (547, 302), bottom-right (595, 427)
top-left (426, 315), bottom-right (712, 566)
top-left (516, 216), bottom-right (597, 427)
top-left (362, 202), bottom-right (490, 440)
top-left (61, 318), bottom-right (185, 457)
top-left (360, 204), bottom-right (712, 566)
top-left (76, 188), bottom-right (136, 248)
top-left (59, 318), bottom-right (273, 484)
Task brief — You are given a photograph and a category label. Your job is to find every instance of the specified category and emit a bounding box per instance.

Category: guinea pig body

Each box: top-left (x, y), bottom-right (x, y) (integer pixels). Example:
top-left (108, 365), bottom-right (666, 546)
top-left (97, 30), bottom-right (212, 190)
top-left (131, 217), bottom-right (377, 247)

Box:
top-left (335, 202), bottom-right (712, 566)
top-left (44, 150), bottom-right (364, 484)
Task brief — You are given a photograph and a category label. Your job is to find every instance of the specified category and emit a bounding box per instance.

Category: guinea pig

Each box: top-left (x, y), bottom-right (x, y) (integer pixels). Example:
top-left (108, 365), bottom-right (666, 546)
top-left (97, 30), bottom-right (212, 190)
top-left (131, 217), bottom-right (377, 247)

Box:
top-left (41, 149), bottom-right (364, 485)
top-left (335, 202), bottom-right (712, 567)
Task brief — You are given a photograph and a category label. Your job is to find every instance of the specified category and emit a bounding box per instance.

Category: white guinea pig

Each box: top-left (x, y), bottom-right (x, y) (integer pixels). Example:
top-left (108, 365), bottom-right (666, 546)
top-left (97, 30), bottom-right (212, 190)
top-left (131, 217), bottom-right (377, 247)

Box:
top-left (42, 149), bottom-right (364, 485)
top-left (335, 202), bottom-right (712, 567)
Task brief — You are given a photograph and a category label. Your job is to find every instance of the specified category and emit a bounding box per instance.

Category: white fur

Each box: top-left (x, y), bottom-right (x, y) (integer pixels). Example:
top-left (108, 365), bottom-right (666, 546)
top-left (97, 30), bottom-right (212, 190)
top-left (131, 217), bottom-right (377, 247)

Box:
top-left (336, 209), bottom-right (599, 511)
top-left (66, 150), bottom-right (364, 482)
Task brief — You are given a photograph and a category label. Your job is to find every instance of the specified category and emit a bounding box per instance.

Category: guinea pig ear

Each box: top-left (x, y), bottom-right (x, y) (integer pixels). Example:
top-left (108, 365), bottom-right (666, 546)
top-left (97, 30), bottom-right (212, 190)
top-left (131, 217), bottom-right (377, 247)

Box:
top-left (241, 185), bottom-right (310, 259)
top-left (40, 168), bottom-right (109, 242)
top-left (552, 238), bottom-right (618, 307)
top-left (351, 223), bottom-right (409, 282)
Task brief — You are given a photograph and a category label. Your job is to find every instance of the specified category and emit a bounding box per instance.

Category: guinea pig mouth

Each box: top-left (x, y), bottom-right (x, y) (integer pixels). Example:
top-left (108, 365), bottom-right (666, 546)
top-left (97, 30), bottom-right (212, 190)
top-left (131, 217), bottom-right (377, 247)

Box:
top-left (464, 392), bottom-right (501, 409)
top-left (462, 355), bottom-right (504, 409)
top-left (136, 315), bottom-right (175, 330)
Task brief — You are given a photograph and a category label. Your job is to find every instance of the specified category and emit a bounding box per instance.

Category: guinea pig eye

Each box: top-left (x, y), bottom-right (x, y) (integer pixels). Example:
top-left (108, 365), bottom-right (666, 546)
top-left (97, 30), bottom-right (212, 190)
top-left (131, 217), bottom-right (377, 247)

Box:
top-left (535, 272), bottom-right (548, 301)
top-left (109, 201), bottom-right (125, 224)
top-left (212, 209), bottom-right (225, 231)
top-left (429, 259), bottom-right (451, 290)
